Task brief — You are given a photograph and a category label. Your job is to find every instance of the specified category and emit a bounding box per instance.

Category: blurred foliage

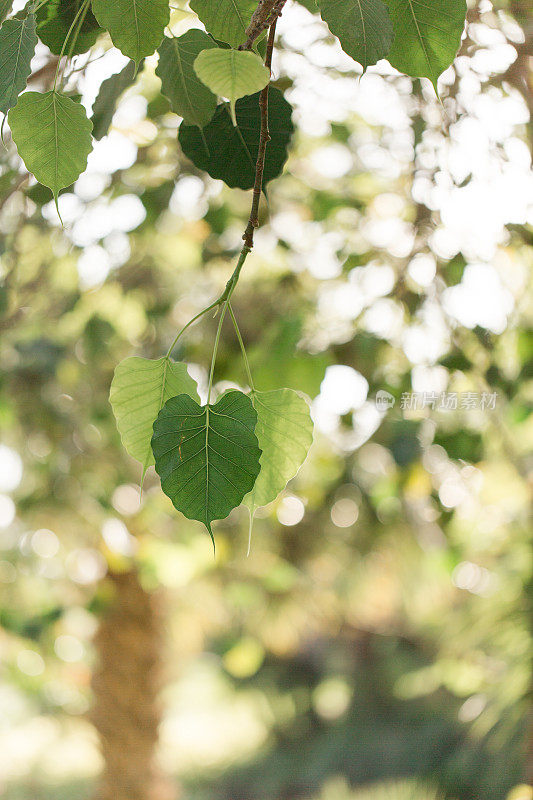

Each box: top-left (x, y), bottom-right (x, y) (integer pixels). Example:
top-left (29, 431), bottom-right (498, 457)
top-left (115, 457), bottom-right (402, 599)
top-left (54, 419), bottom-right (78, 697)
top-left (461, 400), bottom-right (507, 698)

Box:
top-left (0, 1), bottom-right (532, 799)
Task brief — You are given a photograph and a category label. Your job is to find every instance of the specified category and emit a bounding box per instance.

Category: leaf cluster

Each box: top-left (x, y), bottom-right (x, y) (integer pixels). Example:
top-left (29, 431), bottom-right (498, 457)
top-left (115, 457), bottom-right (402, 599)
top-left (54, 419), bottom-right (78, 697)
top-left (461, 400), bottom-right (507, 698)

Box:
top-left (110, 355), bottom-right (314, 547)
top-left (0, 0), bottom-right (468, 545)
top-left (0, 0), bottom-right (467, 204)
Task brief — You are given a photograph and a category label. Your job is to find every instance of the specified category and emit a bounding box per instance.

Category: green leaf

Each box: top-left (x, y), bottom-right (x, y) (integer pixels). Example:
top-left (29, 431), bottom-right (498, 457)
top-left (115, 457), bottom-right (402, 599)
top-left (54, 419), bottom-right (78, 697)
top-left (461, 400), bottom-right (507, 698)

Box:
top-left (189, 0), bottom-right (256, 49)
top-left (91, 0), bottom-right (169, 64)
top-left (109, 356), bottom-right (200, 481)
top-left (91, 60), bottom-right (137, 140)
top-left (295, 0), bottom-right (317, 12)
top-left (194, 48), bottom-right (270, 126)
top-left (0, 1), bottom-right (12, 24)
top-left (384, 0), bottom-right (467, 90)
top-left (244, 389), bottom-right (313, 513)
top-left (179, 88), bottom-right (294, 190)
top-left (9, 91), bottom-right (93, 206)
top-left (36, 0), bottom-right (101, 56)
top-left (155, 31), bottom-right (217, 128)
top-left (0, 15), bottom-right (38, 123)
top-left (152, 390), bottom-right (261, 541)
top-left (317, 0), bottom-right (393, 71)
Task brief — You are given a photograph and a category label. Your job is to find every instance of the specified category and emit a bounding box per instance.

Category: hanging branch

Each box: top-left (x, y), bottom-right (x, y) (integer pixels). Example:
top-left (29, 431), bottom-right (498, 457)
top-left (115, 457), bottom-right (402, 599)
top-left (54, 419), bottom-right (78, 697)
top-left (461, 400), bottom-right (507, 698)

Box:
top-left (241, 9), bottom-right (283, 252)
top-left (220, 7), bottom-right (284, 300)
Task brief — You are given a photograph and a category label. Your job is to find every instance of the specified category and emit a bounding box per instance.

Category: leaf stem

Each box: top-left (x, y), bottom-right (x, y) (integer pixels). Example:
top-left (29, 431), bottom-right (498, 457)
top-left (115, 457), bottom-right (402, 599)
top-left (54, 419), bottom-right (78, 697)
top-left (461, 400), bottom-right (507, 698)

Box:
top-left (33, 0), bottom-right (54, 12)
top-left (166, 299), bottom-right (221, 359)
top-left (247, 510), bottom-right (254, 557)
top-left (207, 301), bottom-right (229, 406)
top-left (228, 303), bottom-right (255, 391)
top-left (206, 244), bottom-right (255, 403)
top-left (65, 1), bottom-right (90, 63)
top-left (52, 0), bottom-right (91, 91)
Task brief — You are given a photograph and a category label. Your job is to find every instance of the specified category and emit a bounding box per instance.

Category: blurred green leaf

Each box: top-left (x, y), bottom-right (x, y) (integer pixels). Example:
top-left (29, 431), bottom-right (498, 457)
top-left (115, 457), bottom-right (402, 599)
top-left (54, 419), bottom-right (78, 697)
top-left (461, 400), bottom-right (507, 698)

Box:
top-left (91, 60), bottom-right (137, 140)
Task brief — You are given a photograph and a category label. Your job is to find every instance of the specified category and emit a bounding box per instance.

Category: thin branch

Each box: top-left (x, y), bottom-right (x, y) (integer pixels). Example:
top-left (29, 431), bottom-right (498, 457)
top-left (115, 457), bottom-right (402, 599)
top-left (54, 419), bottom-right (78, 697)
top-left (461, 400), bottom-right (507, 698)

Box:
top-left (204, 3), bottom-right (284, 305)
top-left (241, 16), bottom-right (279, 251)
top-left (239, 0), bottom-right (287, 52)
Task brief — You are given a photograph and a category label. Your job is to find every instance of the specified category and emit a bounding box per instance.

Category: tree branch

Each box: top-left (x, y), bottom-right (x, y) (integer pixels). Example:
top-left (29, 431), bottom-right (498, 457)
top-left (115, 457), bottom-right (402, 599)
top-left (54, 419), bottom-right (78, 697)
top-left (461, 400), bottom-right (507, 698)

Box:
top-left (239, 0), bottom-right (287, 52)
top-left (220, 5), bottom-right (284, 301)
top-left (241, 16), bottom-right (279, 251)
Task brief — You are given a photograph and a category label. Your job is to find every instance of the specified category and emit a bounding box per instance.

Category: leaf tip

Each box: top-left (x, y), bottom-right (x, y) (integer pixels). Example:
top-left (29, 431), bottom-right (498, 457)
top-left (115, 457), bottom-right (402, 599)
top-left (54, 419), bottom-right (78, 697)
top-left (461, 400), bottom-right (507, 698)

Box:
top-left (140, 466), bottom-right (149, 498)
top-left (246, 508), bottom-right (255, 557)
top-left (54, 194), bottom-right (64, 226)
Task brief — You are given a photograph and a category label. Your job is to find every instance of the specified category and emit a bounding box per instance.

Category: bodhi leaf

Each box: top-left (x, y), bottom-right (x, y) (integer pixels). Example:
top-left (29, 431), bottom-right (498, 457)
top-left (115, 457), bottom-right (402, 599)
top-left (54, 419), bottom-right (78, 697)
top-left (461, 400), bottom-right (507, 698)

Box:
top-left (109, 356), bottom-right (200, 481)
top-left (155, 31), bottom-right (217, 128)
top-left (91, 0), bottom-right (169, 64)
top-left (244, 389), bottom-right (313, 514)
top-left (91, 60), bottom-right (138, 140)
top-left (317, 0), bottom-right (393, 71)
top-left (384, 0), bottom-right (467, 91)
top-left (151, 390), bottom-right (261, 543)
top-left (194, 48), bottom-right (270, 126)
top-left (0, 14), bottom-right (38, 124)
top-left (179, 88), bottom-right (294, 190)
top-left (9, 91), bottom-right (93, 208)
top-left (189, 0), bottom-right (256, 49)
top-left (36, 0), bottom-right (101, 56)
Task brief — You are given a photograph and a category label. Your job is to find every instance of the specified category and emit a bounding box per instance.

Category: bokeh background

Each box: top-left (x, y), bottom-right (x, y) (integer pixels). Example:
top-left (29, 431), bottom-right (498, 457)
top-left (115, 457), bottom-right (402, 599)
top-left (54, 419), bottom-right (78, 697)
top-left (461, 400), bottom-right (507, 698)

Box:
top-left (0, 1), bottom-right (532, 798)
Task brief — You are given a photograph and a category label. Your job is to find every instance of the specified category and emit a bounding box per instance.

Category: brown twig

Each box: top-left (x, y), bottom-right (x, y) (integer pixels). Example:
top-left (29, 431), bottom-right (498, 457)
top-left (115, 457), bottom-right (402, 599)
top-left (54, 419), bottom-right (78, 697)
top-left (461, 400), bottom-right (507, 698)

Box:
top-left (207, 5), bottom-right (285, 303)
top-left (241, 17), bottom-right (279, 251)
top-left (239, 0), bottom-right (287, 52)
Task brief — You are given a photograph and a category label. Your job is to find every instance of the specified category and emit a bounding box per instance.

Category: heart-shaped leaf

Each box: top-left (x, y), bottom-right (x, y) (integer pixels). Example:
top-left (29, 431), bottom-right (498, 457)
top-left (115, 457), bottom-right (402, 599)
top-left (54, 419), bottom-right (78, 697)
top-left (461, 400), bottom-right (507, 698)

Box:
top-left (317, 0), bottom-right (393, 71)
top-left (244, 388), bottom-right (313, 514)
top-left (36, 0), bottom-right (101, 56)
top-left (91, 0), bottom-right (169, 64)
top-left (384, 0), bottom-right (467, 91)
top-left (194, 48), bottom-right (270, 126)
top-left (189, 0), bottom-right (256, 49)
top-left (179, 88), bottom-right (294, 190)
top-left (155, 31), bottom-right (218, 128)
top-left (110, 356), bottom-right (200, 482)
top-left (91, 60), bottom-right (138, 141)
top-left (151, 390), bottom-right (261, 542)
top-left (9, 91), bottom-right (93, 207)
top-left (0, 14), bottom-right (38, 123)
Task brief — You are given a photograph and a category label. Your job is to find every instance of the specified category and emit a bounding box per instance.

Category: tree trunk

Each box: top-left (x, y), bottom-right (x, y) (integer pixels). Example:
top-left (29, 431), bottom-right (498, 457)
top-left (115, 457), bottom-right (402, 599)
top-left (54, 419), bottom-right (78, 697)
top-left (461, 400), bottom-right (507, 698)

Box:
top-left (90, 568), bottom-right (174, 800)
